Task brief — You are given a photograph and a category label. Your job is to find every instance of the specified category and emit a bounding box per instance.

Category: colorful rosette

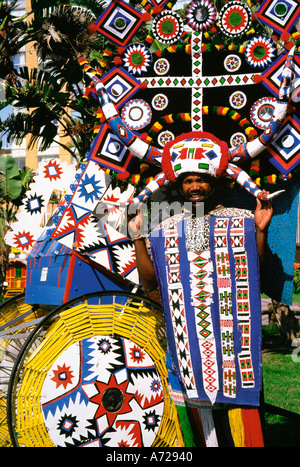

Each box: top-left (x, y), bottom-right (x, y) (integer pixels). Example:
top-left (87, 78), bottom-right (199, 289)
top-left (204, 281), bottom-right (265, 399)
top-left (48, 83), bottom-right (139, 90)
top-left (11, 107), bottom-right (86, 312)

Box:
top-left (122, 43), bottom-right (152, 76)
top-left (250, 97), bottom-right (277, 129)
top-left (121, 99), bottom-right (152, 131)
top-left (229, 90), bottom-right (247, 109)
top-left (219, 1), bottom-right (252, 37)
top-left (157, 131), bottom-right (175, 147)
top-left (223, 54), bottom-right (242, 73)
top-left (230, 132), bottom-right (247, 147)
top-left (153, 57), bottom-right (170, 75)
top-left (185, 0), bottom-right (217, 32)
top-left (245, 36), bottom-right (277, 69)
top-left (151, 93), bottom-right (169, 111)
top-left (152, 10), bottom-right (184, 45)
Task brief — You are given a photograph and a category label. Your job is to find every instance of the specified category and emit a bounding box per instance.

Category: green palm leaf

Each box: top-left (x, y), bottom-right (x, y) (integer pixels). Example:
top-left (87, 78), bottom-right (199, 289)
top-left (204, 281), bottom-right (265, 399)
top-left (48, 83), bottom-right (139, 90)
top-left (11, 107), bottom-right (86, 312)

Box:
top-left (0, 154), bottom-right (22, 201)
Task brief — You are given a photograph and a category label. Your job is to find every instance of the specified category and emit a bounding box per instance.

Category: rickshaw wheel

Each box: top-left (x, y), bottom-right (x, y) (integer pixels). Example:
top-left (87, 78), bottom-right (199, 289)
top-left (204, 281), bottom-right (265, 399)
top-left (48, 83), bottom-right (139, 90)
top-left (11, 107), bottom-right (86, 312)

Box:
top-left (0, 294), bottom-right (49, 447)
top-left (7, 291), bottom-right (183, 448)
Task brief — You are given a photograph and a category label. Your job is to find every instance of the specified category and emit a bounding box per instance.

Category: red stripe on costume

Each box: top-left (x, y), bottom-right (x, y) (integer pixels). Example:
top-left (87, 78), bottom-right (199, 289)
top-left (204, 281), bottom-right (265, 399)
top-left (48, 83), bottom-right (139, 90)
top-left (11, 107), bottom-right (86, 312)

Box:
top-left (241, 408), bottom-right (264, 447)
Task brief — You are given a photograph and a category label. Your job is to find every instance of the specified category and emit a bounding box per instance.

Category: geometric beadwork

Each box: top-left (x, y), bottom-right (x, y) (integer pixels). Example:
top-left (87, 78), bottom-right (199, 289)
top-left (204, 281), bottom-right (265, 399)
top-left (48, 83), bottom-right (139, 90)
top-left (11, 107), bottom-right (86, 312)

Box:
top-left (188, 248), bottom-right (219, 403)
top-left (256, 0), bottom-right (300, 35)
top-left (93, 0), bottom-right (145, 47)
top-left (88, 123), bottom-right (135, 174)
top-left (100, 67), bottom-right (141, 110)
top-left (260, 50), bottom-right (300, 98)
top-left (266, 114), bottom-right (300, 175)
top-left (164, 226), bottom-right (197, 397)
top-left (230, 218), bottom-right (255, 389)
top-left (218, 1), bottom-right (252, 37)
top-left (214, 218), bottom-right (236, 399)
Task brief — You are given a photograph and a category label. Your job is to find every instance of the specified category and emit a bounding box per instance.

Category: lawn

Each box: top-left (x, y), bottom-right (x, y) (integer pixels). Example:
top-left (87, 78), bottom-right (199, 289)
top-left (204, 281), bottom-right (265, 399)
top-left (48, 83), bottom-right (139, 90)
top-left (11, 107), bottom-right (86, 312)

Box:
top-left (262, 325), bottom-right (300, 447)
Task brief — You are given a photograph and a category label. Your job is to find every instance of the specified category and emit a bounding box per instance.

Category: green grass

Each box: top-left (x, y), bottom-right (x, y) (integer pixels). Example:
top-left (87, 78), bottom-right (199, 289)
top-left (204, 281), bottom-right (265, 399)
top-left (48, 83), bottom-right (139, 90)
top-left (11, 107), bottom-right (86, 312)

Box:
top-left (293, 293), bottom-right (300, 304)
top-left (262, 326), bottom-right (300, 447)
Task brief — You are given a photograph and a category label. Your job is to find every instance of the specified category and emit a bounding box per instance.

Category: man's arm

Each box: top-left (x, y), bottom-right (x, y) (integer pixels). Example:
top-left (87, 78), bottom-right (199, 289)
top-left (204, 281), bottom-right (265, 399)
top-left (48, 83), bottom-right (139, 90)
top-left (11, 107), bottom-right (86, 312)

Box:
top-left (132, 238), bottom-right (158, 293)
top-left (128, 208), bottom-right (158, 293)
top-left (254, 197), bottom-right (273, 268)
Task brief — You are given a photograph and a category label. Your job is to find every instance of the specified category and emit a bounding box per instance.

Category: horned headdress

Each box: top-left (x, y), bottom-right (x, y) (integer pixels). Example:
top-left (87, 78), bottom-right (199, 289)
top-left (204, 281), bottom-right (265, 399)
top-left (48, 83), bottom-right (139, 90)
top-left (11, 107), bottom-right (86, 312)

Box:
top-left (34, 3), bottom-right (297, 209)
top-left (83, 46), bottom-right (295, 206)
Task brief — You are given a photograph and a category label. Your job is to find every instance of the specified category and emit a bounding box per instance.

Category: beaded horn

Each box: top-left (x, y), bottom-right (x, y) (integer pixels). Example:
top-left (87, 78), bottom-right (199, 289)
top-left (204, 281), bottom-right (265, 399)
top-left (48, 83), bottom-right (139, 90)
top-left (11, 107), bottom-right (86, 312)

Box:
top-left (83, 47), bottom-right (295, 206)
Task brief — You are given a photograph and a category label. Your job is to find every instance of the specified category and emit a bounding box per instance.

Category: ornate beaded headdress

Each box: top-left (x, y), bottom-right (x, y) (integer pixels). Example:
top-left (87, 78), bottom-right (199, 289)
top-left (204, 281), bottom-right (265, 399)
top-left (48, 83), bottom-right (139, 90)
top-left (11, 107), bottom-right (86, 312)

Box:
top-left (161, 131), bottom-right (229, 181)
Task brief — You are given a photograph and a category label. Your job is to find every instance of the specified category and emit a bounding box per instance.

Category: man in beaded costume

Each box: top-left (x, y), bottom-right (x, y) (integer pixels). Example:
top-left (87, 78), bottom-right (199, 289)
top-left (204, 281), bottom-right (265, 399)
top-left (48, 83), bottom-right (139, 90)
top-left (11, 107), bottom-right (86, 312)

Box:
top-left (103, 46), bottom-right (292, 447)
top-left (128, 132), bottom-right (273, 447)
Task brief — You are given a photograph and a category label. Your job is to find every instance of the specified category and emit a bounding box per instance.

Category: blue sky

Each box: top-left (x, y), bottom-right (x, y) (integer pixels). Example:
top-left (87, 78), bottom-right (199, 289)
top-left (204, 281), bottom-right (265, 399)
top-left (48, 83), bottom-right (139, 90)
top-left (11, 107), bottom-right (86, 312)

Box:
top-left (0, 105), bottom-right (12, 149)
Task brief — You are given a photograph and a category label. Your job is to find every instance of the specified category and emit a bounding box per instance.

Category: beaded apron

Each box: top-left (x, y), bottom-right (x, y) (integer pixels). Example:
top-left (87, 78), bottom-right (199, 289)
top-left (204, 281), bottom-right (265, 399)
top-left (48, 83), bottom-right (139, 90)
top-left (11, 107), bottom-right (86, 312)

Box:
top-left (150, 207), bottom-right (262, 407)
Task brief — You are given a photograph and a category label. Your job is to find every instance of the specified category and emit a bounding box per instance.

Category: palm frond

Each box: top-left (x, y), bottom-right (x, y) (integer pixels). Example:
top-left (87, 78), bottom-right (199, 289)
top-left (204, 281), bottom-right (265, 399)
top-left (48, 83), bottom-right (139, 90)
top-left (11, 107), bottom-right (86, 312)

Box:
top-left (34, 4), bottom-right (99, 62)
top-left (0, 0), bottom-right (29, 79)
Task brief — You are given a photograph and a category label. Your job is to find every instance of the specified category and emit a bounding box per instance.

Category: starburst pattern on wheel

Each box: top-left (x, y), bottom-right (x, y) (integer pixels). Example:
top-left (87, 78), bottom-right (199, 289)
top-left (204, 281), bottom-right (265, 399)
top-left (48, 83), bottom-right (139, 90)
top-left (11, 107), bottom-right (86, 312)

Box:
top-left (51, 363), bottom-right (75, 390)
top-left (58, 414), bottom-right (79, 438)
top-left (89, 374), bottom-right (134, 427)
top-left (142, 410), bottom-right (160, 432)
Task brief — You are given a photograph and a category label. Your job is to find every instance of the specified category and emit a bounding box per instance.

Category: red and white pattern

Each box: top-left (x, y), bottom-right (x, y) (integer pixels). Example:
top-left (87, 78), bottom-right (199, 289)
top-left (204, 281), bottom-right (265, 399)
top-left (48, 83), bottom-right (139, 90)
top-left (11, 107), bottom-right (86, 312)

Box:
top-left (41, 335), bottom-right (164, 447)
top-left (188, 249), bottom-right (219, 404)
top-left (214, 218), bottom-right (236, 399)
top-left (230, 218), bottom-right (255, 388)
top-left (152, 11), bottom-right (184, 45)
top-left (219, 1), bottom-right (252, 37)
top-left (5, 159), bottom-right (76, 254)
top-left (164, 226), bottom-right (197, 397)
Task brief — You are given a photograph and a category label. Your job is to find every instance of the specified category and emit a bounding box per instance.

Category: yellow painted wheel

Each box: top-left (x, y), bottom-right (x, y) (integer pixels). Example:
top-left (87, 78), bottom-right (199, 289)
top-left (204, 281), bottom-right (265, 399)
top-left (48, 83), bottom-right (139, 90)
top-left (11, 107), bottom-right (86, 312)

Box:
top-left (0, 294), bottom-right (49, 447)
top-left (7, 292), bottom-right (183, 448)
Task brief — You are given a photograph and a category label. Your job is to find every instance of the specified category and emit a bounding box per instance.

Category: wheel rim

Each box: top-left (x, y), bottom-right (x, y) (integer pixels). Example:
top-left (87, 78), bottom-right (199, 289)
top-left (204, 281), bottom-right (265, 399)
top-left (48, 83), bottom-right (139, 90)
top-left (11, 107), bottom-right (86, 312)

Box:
top-left (0, 294), bottom-right (49, 447)
top-left (7, 292), bottom-right (182, 448)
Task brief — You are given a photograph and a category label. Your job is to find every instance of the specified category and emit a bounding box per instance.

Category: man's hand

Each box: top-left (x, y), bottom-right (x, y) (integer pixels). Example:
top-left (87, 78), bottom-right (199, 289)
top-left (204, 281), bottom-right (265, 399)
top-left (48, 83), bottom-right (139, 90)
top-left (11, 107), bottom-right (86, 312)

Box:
top-left (127, 205), bottom-right (145, 239)
top-left (127, 204), bottom-right (158, 292)
top-left (254, 191), bottom-right (274, 269)
top-left (254, 191), bottom-right (274, 233)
